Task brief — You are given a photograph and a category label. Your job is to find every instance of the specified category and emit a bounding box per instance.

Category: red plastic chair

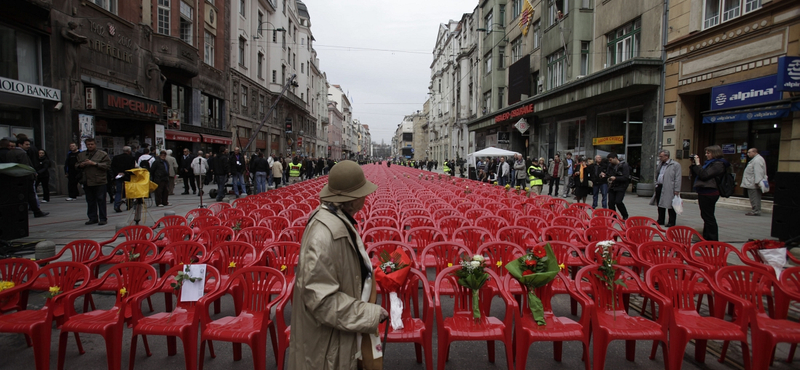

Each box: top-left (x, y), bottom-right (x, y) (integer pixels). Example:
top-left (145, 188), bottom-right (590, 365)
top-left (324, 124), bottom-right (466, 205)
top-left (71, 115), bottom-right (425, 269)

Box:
top-left (405, 226), bottom-right (445, 254)
top-left (589, 216), bottom-right (625, 230)
top-left (717, 265), bottom-right (799, 368)
top-left (235, 202), bottom-right (260, 215)
top-left (575, 265), bottom-right (670, 370)
top-left (541, 226), bottom-right (586, 246)
top-left (263, 202), bottom-right (285, 214)
top-left (376, 268), bottom-right (435, 370)
top-left (625, 216), bottom-right (667, 232)
top-left (455, 201), bottom-right (479, 215)
top-left (530, 241), bottom-right (590, 316)
top-left (418, 241), bottom-right (471, 294)
top-left (189, 216), bottom-right (221, 233)
top-left (438, 215), bottom-right (471, 235)
top-left (236, 226), bottom-right (275, 250)
top-left (290, 216), bottom-right (308, 227)
top-left (260, 241), bottom-right (301, 280)
top-left (222, 215), bottom-right (255, 231)
top-left (401, 215), bottom-right (436, 230)
top-left (740, 241), bottom-right (795, 273)
top-left (591, 208), bottom-right (621, 220)
top-left (401, 208), bottom-right (431, 221)
top-left (196, 226), bottom-right (235, 250)
top-left (561, 207), bottom-right (591, 222)
top-left (503, 273), bottom-right (591, 370)
top-left (362, 227), bottom-right (403, 245)
top-left (289, 203), bottom-right (312, 214)
top-left (362, 216), bottom-right (400, 232)
top-left (208, 241), bottom-right (259, 314)
top-left (515, 216), bottom-right (548, 237)
top-left (452, 226), bottom-right (495, 253)
top-left (152, 225), bottom-right (194, 250)
top-left (434, 266), bottom-right (514, 370)
top-left (552, 216), bottom-right (588, 230)
top-left (152, 215), bottom-right (187, 229)
top-left (258, 216), bottom-right (291, 234)
top-left (464, 208), bottom-right (493, 224)
top-left (248, 208), bottom-right (276, 224)
top-left (432, 208), bottom-right (460, 220)
top-left (625, 226), bottom-right (666, 247)
top-left (370, 207), bottom-right (399, 219)
top-left (86, 240), bottom-right (159, 312)
top-left (646, 264), bottom-right (752, 370)
top-left (477, 241), bottom-right (526, 278)
top-left (528, 208), bottom-right (555, 221)
top-left (584, 226), bottom-right (623, 243)
top-left (231, 198), bottom-right (253, 208)
top-left (278, 208), bottom-right (305, 223)
top-left (636, 241), bottom-right (712, 315)
top-left (272, 282), bottom-right (294, 370)
top-left (0, 262), bottom-right (93, 370)
top-left (207, 202), bottom-right (231, 215)
top-left (664, 226), bottom-right (704, 251)
top-left (275, 226), bottom-right (304, 243)
top-left (495, 225), bottom-right (537, 248)
top-left (35, 239), bottom-right (102, 267)
top-left (780, 266), bottom-right (800, 362)
top-left (198, 267), bottom-right (287, 370)
top-left (99, 225), bottom-right (154, 246)
top-left (57, 262), bottom-right (158, 370)
top-left (496, 208), bottom-right (523, 224)
top-left (366, 241), bottom-right (418, 269)
top-left (475, 215), bottom-right (510, 236)
top-left (128, 265), bottom-right (221, 370)
top-left (185, 208), bottom-right (213, 222)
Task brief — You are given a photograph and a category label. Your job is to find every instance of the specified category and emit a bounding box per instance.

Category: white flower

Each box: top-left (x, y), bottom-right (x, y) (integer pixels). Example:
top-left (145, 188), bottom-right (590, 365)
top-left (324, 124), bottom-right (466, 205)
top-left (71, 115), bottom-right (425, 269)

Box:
top-left (597, 240), bottom-right (616, 249)
top-left (472, 255), bottom-right (485, 262)
top-left (470, 260), bottom-right (481, 268)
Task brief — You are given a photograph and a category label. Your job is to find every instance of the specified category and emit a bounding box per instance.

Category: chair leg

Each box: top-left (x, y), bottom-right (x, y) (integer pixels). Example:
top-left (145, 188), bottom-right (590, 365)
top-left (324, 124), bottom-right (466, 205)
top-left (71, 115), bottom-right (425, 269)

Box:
top-left (788, 343), bottom-right (796, 363)
top-left (424, 336), bottom-right (434, 370)
top-left (199, 340), bottom-right (207, 370)
top-left (695, 339), bottom-right (708, 363)
top-left (625, 340), bottom-right (636, 361)
top-left (554, 341), bottom-right (563, 362)
top-left (142, 334), bottom-right (151, 356)
top-left (106, 330), bottom-right (123, 370)
top-left (233, 343), bottom-right (242, 361)
top-left (24, 334), bottom-right (32, 347)
top-left (504, 338), bottom-right (514, 370)
top-left (57, 331), bottom-right (69, 370)
top-left (669, 338), bottom-right (690, 370)
top-left (414, 343), bottom-right (422, 363)
top-left (437, 340), bottom-right (448, 370)
top-left (487, 340), bottom-right (495, 363)
top-left (31, 326), bottom-right (51, 370)
top-left (183, 332), bottom-right (198, 370)
top-left (592, 334), bottom-right (610, 370)
top-left (740, 341), bottom-right (752, 370)
top-left (167, 335), bottom-right (177, 356)
top-left (208, 340), bottom-right (216, 358)
top-left (268, 325), bottom-right (279, 367)
top-left (719, 340), bottom-right (730, 363)
top-left (74, 332), bottom-right (85, 354)
top-left (129, 334), bottom-right (138, 370)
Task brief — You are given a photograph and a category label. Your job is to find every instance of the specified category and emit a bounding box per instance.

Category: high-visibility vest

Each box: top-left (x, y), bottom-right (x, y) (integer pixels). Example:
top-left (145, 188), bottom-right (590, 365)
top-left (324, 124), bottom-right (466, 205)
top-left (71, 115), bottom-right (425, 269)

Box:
top-left (528, 165), bottom-right (543, 186)
top-left (289, 163), bottom-right (302, 177)
top-left (443, 162), bottom-right (450, 173)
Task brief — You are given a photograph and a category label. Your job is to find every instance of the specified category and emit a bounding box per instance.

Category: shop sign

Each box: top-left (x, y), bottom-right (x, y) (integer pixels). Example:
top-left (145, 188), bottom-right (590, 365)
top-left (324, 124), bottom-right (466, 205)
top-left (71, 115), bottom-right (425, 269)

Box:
top-left (0, 76), bottom-right (61, 101)
top-left (167, 109), bottom-right (181, 130)
top-left (498, 132), bottom-right (510, 144)
top-left (297, 136), bottom-right (303, 147)
top-left (777, 56), bottom-right (800, 92)
top-left (514, 118), bottom-right (529, 134)
top-left (592, 135), bottom-right (624, 146)
top-left (711, 75), bottom-right (779, 110)
top-left (663, 116), bottom-right (675, 131)
top-left (722, 143), bottom-right (736, 154)
top-left (86, 88), bottom-right (97, 109)
top-left (101, 90), bottom-right (161, 118)
top-left (494, 103), bottom-right (534, 123)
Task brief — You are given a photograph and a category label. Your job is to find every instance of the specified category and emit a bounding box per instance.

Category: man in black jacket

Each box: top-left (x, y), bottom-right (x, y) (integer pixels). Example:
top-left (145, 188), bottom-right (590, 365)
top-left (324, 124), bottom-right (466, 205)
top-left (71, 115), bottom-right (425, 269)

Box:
top-left (606, 153), bottom-right (631, 219)
top-left (210, 148), bottom-right (230, 201)
top-left (151, 150), bottom-right (171, 206)
top-left (589, 154), bottom-right (609, 209)
top-left (7, 137), bottom-right (48, 217)
top-left (179, 148), bottom-right (196, 194)
top-left (64, 142), bottom-right (81, 200)
top-left (228, 147), bottom-right (246, 197)
top-left (110, 146), bottom-right (136, 212)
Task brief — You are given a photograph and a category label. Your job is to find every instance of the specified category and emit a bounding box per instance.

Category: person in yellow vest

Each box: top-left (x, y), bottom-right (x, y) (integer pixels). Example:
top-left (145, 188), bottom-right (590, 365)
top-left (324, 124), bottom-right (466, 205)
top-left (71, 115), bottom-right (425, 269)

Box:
top-left (528, 159), bottom-right (545, 195)
top-left (288, 156), bottom-right (303, 184)
top-left (442, 160), bottom-right (450, 175)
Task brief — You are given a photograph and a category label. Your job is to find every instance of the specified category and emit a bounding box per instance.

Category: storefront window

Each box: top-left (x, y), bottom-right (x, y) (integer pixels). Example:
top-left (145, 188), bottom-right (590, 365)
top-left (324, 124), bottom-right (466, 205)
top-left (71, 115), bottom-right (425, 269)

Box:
top-left (595, 107), bottom-right (643, 168)
top-left (705, 119), bottom-right (779, 197)
top-left (538, 122), bottom-right (550, 160)
top-left (556, 118), bottom-right (586, 157)
top-left (595, 110), bottom-right (627, 157)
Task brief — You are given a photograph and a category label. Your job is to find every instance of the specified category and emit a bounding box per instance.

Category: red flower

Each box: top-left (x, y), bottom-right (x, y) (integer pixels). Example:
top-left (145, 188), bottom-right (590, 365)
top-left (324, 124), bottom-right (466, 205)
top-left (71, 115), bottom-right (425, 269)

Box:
top-left (525, 259), bottom-right (537, 266)
top-left (532, 245), bottom-right (546, 258)
top-left (384, 267), bottom-right (393, 274)
top-left (522, 270), bottom-right (533, 276)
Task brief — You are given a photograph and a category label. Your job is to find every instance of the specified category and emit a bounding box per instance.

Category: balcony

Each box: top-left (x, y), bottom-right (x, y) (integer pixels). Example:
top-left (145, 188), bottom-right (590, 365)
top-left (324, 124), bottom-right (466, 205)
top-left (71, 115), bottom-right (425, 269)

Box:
top-left (152, 33), bottom-right (200, 77)
top-left (320, 117), bottom-right (329, 126)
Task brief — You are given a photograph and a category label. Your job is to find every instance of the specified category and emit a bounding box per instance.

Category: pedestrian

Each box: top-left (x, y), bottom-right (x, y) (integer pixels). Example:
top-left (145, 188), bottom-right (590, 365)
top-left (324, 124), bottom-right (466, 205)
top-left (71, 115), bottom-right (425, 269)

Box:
top-left (110, 146), bottom-right (135, 213)
top-left (252, 152), bottom-right (269, 194)
top-left (0, 137), bottom-right (11, 163)
top-left (527, 157), bottom-right (545, 195)
top-left (7, 137), bottom-right (48, 217)
top-left (267, 154), bottom-right (275, 188)
top-left (272, 156), bottom-right (284, 189)
top-left (287, 160), bottom-right (388, 369)
top-left (590, 155), bottom-right (608, 209)
top-left (76, 138), bottom-right (110, 225)
top-left (165, 149), bottom-right (179, 195)
top-left (690, 145), bottom-right (730, 241)
top-left (137, 148), bottom-right (155, 169)
top-left (547, 154), bottom-right (565, 197)
top-left (513, 153), bottom-right (528, 188)
top-left (190, 150), bottom-right (208, 197)
top-left (210, 148), bottom-right (230, 201)
top-left (740, 147), bottom-right (767, 216)
top-left (606, 152), bottom-right (631, 219)
top-left (306, 157), bottom-right (315, 180)
top-left (228, 147), bottom-right (247, 197)
top-left (288, 156), bottom-right (303, 184)
top-left (572, 156), bottom-right (591, 203)
top-left (650, 149), bottom-right (682, 227)
top-left (35, 149), bottom-right (51, 203)
top-left (498, 156), bottom-right (510, 187)
top-left (64, 142), bottom-right (81, 200)
top-left (562, 152), bottom-right (574, 198)
top-left (151, 151), bottom-right (170, 206)
top-left (179, 148), bottom-right (196, 194)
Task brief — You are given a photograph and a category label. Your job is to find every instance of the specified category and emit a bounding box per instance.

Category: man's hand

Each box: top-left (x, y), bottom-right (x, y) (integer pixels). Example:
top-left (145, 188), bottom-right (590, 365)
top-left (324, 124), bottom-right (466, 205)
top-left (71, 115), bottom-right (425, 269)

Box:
top-left (379, 307), bottom-right (389, 323)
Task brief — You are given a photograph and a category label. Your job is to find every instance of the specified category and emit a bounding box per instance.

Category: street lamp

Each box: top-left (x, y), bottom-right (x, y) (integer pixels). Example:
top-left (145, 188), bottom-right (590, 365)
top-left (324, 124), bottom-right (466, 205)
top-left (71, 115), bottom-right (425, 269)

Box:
top-left (253, 22), bottom-right (286, 40)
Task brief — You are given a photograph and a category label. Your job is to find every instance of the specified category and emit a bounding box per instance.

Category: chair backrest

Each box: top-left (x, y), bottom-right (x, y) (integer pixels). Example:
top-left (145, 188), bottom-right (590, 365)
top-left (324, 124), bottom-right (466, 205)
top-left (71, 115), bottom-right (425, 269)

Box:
top-left (624, 216), bottom-right (663, 231)
top-left (434, 266), bottom-right (502, 317)
top-left (532, 241), bottom-right (588, 267)
top-left (474, 215), bottom-right (509, 235)
top-left (688, 241), bottom-right (746, 275)
top-left (646, 263), bottom-right (714, 311)
top-left (261, 242), bottom-right (301, 278)
top-left (278, 226), bottom-right (307, 243)
top-left (366, 242), bottom-right (418, 269)
top-left (584, 241), bottom-right (637, 267)
top-left (208, 202), bottom-right (232, 215)
top-left (35, 262), bottom-right (92, 314)
top-left (739, 241), bottom-right (790, 273)
top-left (401, 208), bottom-right (431, 221)
top-left (218, 208), bottom-right (245, 221)
top-left (552, 216), bottom-right (588, 230)
top-left (419, 241), bottom-right (471, 271)
top-left (236, 203), bottom-right (260, 215)
top-left (231, 198), bottom-right (253, 208)
top-left (437, 215), bottom-right (470, 235)
top-left (362, 227), bottom-right (403, 245)
top-left (248, 208), bottom-right (276, 223)
top-left (496, 225), bottom-right (537, 247)
top-left (591, 208), bottom-right (621, 220)
top-left (100, 262), bottom-right (159, 310)
top-left (153, 226), bottom-right (194, 245)
top-left (209, 241), bottom-right (258, 274)
top-left (625, 226), bottom-right (665, 246)
top-left (0, 258), bottom-right (38, 288)
top-left (432, 208), bottom-right (459, 220)
top-left (637, 241), bottom-right (690, 267)
top-left (117, 225), bottom-right (155, 242)
top-left (197, 226), bottom-right (235, 249)
top-left (362, 216), bottom-right (399, 232)
top-left (404, 227), bottom-right (445, 253)
top-left (476, 241), bottom-right (526, 277)
top-left (156, 264), bottom-right (221, 311)
top-left (464, 208), bottom-right (493, 223)
top-left (164, 241), bottom-right (208, 265)
top-left (588, 216), bottom-right (625, 230)
top-left (780, 266), bottom-right (800, 297)
top-left (236, 226), bottom-right (275, 249)
top-left (185, 208), bottom-right (213, 222)
top-left (526, 208), bottom-right (555, 222)
top-left (189, 216), bottom-right (221, 230)
top-left (259, 216), bottom-right (291, 234)
top-left (496, 208), bottom-right (523, 224)
top-left (455, 201), bottom-right (478, 215)
top-left (108, 240), bottom-right (159, 264)
top-left (226, 267), bottom-right (287, 316)
top-left (717, 265), bottom-right (786, 317)
top-left (560, 207), bottom-right (591, 222)
top-left (289, 203), bottom-right (313, 214)
top-left (278, 208), bottom-right (306, 223)
top-left (584, 226), bottom-right (623, 243)
top-left (153, 215), bottom-right (187, 229)
top-left (264, 202), bottom-right (285, 214)
top-left (575, 264), bottom-right (644, 314)
top-left (401, 215), bottom-right (435, 230)
top-left (452, 226), bottom-right (495, 253)
top-left (515, 216), bottom-right (548, 235)
top-left (665, 226), bottom-right (704, 250)
top-left (375, 268), bottom-right (431, 321)
top-left (542, 226), bottom-right (586, 246)
top-left (62, 240), bottom-right (103, 263)
top-left (223, 215), bottom-right (256, 230)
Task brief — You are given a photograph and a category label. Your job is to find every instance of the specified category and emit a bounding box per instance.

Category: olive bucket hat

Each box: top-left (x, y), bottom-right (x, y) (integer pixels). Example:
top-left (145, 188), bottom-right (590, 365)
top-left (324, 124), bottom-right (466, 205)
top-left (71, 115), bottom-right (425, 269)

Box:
top-left (319, 160), bottom-right (377, 202)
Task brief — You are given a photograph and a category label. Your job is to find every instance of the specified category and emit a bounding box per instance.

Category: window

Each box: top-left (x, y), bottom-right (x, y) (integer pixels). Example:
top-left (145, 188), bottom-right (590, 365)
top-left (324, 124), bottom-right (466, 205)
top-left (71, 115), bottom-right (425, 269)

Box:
top-left (204, 31), bottom-right (214, 66)
top-left (484, 11), bottom-right (493, 33)
top-left (498, 49), bottom-right (505, 69)
top-left (606, 18), bottom-right (640, 66)
top-left (272, 70), bottom-right (277, 83)
top-left (179, 2), bottom-right (193, 45)
top-left (483, 91), bottom-right (491, 112)
top-left (704, 0), bottom-right (761, 29)
top-left (157, 0), bottom-right (170, 35)
top-left (511, 37), bottom-right (522, 63)
top-left (548, 0), bottom-right (568, 26)
top-left (92, 0), bottom-right (117, 14)
top-left (499, 5), bottom-right (506, 26)
top-left (581, 0), bottom-right (591, 9)
top-left (238, 37), bottom-right (246, 66)
top-left (201, 93), bottom-right (220, 129)
top-left (498, 87), bottom-right (505, 108)
top-left (257, 53), bottom-right (264, 79)
top-left (239, 0), bottom-right (246, 17)
top-left (293, 53), bottom-right (296, 68)
top-left (273, 29), bottom-right (278, 42)
top-left (744, 0), bottom-right (761, 13)
top-left (532, 21), bottom-right (540, 49)
top-left (301, 63), bottom-right (304, 73)
top-left (547, 48), bottom-right (566, 89)
top-left (258, 12), bottom-right (264, 36)
top-left (259, 95), bottom-right (265, 116)
top-left (241, 85), bottom-right (248, 107)
top-left (580, 41), bottom-right (590, 76)
top-left (484, 52), bottom-right (492, 74)
top-left (281, 65), bottom-right (286, 84)
top-left (0, 25), bottom-right (40, 84)
top-left (512, 0), bottom-right (523, 19)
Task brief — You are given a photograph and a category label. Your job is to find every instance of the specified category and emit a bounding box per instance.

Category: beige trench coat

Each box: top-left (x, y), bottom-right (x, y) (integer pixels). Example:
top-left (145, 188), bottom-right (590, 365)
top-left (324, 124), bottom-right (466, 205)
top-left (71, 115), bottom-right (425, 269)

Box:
top-left (287, 206), bottom-right (381, 370)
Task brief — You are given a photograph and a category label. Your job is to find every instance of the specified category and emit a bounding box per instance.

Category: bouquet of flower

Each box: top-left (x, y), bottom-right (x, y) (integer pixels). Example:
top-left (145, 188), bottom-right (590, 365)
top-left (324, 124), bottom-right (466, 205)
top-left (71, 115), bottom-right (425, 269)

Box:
top-left (746, 239), bottom-right (787, 278)
top-left (504, 184), bottom-right (511, 193)
top-left (504, 243), bottom-right (559, 325)
top-left (453, 254), bottom-right (490, 320)
top-left (594, 240), bottom-right (627, 319)
top-left (374, 248), bottom-right (413, 330)
top-left (0, 281), bottom-right (14, 292)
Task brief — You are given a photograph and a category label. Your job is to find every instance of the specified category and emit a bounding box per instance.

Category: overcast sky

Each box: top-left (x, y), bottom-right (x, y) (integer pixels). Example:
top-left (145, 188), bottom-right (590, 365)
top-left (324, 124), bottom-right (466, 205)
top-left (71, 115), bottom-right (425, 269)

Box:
top-left (301, 0), bottom-right (478, 145)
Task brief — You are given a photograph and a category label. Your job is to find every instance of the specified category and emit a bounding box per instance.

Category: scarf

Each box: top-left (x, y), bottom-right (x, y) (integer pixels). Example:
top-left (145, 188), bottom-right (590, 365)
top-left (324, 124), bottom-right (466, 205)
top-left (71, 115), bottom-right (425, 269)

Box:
top-left (579, 163), bottom-right (585, 182)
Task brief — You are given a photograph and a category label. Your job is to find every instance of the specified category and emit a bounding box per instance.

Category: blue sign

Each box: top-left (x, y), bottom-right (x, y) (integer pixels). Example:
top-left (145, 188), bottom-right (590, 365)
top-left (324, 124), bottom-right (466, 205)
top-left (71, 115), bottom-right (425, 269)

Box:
top-left (710, 75), bottom-right (779, 110)
top-left (722, 143), bottom-right (736, 154)
top-left (777, 56), bottom-right (800, 92)
top-left (702, 104), bottom-right (792, 124)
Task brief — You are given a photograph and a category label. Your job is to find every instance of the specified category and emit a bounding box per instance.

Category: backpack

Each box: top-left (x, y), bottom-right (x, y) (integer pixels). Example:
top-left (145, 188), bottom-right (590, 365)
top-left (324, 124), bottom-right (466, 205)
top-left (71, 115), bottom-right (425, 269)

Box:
top-left (716, 168), bottom-right (735, 198)
top-left (139, 157), bottom-right (152, 172)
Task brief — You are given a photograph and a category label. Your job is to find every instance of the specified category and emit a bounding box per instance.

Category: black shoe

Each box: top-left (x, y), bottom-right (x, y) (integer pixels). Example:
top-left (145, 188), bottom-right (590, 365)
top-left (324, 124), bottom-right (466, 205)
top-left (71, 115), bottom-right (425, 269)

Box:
top-left (34, 212), bottom-right (49, 218)
top-left (98, 221), bottom-right (107, 225)
top-left (181, 192), bottom-right (190, 195)
top-left (114, 207), bottom-right (122, 213)
top-left (85, 220), bottom-right (98, 225)
top-left (665, 223), bottom-right (676, 227)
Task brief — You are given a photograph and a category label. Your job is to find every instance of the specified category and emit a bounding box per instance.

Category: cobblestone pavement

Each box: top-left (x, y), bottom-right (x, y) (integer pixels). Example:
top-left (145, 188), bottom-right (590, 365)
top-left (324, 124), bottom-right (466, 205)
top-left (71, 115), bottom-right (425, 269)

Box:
top-left (2, 168), bottom-right (796, 370)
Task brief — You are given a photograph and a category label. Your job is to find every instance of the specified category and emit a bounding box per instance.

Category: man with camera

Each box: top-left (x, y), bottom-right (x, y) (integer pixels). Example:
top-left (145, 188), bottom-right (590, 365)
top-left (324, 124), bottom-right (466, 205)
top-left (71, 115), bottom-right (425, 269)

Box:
top-left (605, 152), bottom-right (630, 219)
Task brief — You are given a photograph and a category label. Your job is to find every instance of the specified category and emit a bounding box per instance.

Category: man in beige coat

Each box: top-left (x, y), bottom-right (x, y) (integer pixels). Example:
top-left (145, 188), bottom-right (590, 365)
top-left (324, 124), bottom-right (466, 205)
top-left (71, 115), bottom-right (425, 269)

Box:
top-left (740, 147), bottom-right (767, 216)
top-left (650, 149), bottom-right (682, 227)
top-left (288, 161), bottom-right (388, 370)
top-left (165, 149), bottom-right (179, 195)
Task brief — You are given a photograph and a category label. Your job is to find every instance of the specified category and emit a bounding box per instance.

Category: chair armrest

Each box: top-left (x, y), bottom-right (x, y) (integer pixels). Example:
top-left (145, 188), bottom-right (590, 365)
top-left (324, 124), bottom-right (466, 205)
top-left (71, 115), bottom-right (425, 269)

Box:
top-left (198, 287), bottom-right (229, 326)
top-left (36, 251), bottom-right (66, 266)
top-left (709, 281), bottom-right (755, 329)
top-left (54, 278), bottom-right (98, 319)
top-left (638, 284), bottom-right (672, 325)
top-left (0, 281), bottom-right (34, 302)
top-left (98, 234), bottom-right (119, 247)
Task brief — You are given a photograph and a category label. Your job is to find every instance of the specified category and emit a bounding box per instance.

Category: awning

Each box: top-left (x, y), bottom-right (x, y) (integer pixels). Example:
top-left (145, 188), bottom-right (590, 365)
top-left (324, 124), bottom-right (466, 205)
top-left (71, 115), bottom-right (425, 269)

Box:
top-left (201, 134), bottom-right (232, 145)
top-left (702, 102), bottom-right (800, 124)
top-left (164, 130), bottom-right (201, 142)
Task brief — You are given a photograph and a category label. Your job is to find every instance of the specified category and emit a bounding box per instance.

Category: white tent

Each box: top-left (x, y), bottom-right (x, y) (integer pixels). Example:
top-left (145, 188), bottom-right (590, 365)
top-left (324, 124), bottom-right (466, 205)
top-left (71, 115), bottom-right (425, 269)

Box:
top-left (467, 147), bottom-right (521, 169)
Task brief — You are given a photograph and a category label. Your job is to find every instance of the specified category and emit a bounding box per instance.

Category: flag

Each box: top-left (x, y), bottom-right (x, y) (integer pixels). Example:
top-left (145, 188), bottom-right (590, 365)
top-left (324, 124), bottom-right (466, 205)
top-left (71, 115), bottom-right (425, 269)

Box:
top-left (519, 0), bottom-right (534, 36)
